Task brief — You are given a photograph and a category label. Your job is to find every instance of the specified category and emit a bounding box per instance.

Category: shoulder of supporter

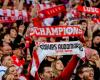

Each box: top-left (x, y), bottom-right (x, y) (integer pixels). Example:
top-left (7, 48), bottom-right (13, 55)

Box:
top-left (0, 66), bottom-right (7, 71)
top-left (19, 75), bottom-right (27, 80)
top-left (0, 66), bottom-right (7, 79)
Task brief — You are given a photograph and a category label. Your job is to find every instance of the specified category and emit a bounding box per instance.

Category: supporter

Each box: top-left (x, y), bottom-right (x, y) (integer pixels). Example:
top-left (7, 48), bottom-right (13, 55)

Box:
top-left (5, 65), bottom-right (27, 80)
top-left (2, 33), bottom-right (11, 46)
top-left (34, 55), bottom-right (84, 80)
top-left (2, 73), bottom-right (14, 80)
top-left (79, 20), bottom-right (88, 34)
top-left (86, 49), bottom-right (100, 64)
top-left (92, 33), bottom-right (100, 54)
top-left (38, 61), bottom-right (53, 80)
top-left (5, 65), bottom-right (20, 80)
top-left (2, 44), bottom-right (12, 55)
top-left (9, 28), bottom-right (17, 42)
top-left (85, 49), bottom-right (100, 80)
top-left (51, 59), bottom-right (64, 77)
top-left (0, 55), bottom-right (13, 80)
top-left (74, 64), bottom-right (95, 80)
top-left (78, 19), bottom-right (94, 43)
top-left (12, 47), bottom-right (25, 74)
top-left (9, 26), bottom-right (25, 49)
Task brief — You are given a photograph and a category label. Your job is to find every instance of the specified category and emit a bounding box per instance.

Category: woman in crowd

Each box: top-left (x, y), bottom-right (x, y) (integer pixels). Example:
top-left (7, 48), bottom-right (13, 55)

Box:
top-left (51, 59), bottom-right (64, 77)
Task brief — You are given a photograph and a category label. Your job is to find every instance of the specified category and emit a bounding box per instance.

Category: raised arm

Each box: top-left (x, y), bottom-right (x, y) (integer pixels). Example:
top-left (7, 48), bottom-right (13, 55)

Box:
top-left (54, 55), bottom-right (80, 80)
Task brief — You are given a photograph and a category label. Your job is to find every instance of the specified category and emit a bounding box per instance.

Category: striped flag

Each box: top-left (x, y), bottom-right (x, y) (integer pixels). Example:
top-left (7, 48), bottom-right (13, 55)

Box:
top-left (30, 49), bottom-right (46, 77)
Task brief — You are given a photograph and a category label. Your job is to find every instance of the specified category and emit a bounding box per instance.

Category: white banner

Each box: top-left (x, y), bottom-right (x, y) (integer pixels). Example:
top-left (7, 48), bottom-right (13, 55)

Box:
top-left (37, 41), bottom-right (85, 56)
top-left (30, 41), bottom-right (85, 77)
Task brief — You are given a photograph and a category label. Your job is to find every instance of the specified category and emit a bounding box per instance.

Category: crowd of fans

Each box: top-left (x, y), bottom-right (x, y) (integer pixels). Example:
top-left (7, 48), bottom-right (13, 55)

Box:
top-left (0, 0), bottom-right (100, 80)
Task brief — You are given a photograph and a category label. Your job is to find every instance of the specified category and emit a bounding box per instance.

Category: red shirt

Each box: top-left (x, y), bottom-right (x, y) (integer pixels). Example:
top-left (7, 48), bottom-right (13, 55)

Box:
top-left (12, 55), bottom-right (25, 67)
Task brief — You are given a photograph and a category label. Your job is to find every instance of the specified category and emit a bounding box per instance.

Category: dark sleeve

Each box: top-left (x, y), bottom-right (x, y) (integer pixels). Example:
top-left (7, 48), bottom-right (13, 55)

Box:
top-left (54, 55), bottom-right (79, 80)
top-left (84, 1), bottom-right (90, 7)
top-left (94, 67), bottom-right (100, 80)
top-left (60, 55), bottom-right (72, 67)
top-left (29, 41), bottom-right (35, 56)
top-left (12, 34), bottom-right (23, 49)
top-left (13, 34), bottom-right (23, 44)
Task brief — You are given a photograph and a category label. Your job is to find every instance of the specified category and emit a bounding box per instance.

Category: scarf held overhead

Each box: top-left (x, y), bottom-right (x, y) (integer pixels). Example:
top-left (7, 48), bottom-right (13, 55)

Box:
top-left (38, 5), bottom-right (66, 18)
top-left (30, 26), bottom-right (83, 37)
top-left (30, 41), bottom-right (85, 77)
top-left (77, 5), bottom-right (100, 15)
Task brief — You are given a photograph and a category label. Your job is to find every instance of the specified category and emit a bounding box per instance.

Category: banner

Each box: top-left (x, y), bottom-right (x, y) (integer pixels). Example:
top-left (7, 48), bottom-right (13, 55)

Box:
top-left (0, 16), bottom-right (28, 23)
top-left (0, 9), bottom-right (28, 22)
top-left (38, 5), bottom-right (66, 18)
top-left (0, 16), bottom-right (15, 23)
top-left (77, 6), bottom-right (100, 15)
top-left (37, 41), bottom-right (85, 56)
top-left (30, 41), bottom-right (85, 76)
top-left (0, 9), bottom-right (28, 17)
top-left (30, 26), bottom-right (83, 37)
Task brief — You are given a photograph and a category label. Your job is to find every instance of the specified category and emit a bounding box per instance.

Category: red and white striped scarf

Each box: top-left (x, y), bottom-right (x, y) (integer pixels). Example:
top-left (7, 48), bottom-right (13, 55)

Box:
top-left (77, 5), bottom-right (100, 15)
top-left (0, 9), bottom-right (28, 17)
top-left (30, 49), bottom-right (46, 77)
top-left (0, 9), bottom-right (28, 23)
top-left (30, 41), bottom-right (85, 77)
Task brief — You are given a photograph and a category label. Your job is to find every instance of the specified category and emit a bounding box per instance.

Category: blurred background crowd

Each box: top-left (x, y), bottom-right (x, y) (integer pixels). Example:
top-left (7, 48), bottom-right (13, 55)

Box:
top-left (0, 0), bottom-right (100, 80)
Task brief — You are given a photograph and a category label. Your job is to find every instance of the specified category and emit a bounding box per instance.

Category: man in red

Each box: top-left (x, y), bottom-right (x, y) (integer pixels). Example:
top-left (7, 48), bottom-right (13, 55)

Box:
top-left (12, 47), bottom-right (25, 74)
top-left (34, 55), bottom-right (82, 80)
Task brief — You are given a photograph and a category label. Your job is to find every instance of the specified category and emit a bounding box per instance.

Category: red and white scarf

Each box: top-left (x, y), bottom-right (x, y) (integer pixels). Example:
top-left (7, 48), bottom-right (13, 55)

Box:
top-left (0, 9), bottom-right (28, 22)
top-left (77, 5), bottom-right (100, 15)
top-left (0, 9), bottom-right (28, 17)
top-left (30, 41), bottom-right (85, 77)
